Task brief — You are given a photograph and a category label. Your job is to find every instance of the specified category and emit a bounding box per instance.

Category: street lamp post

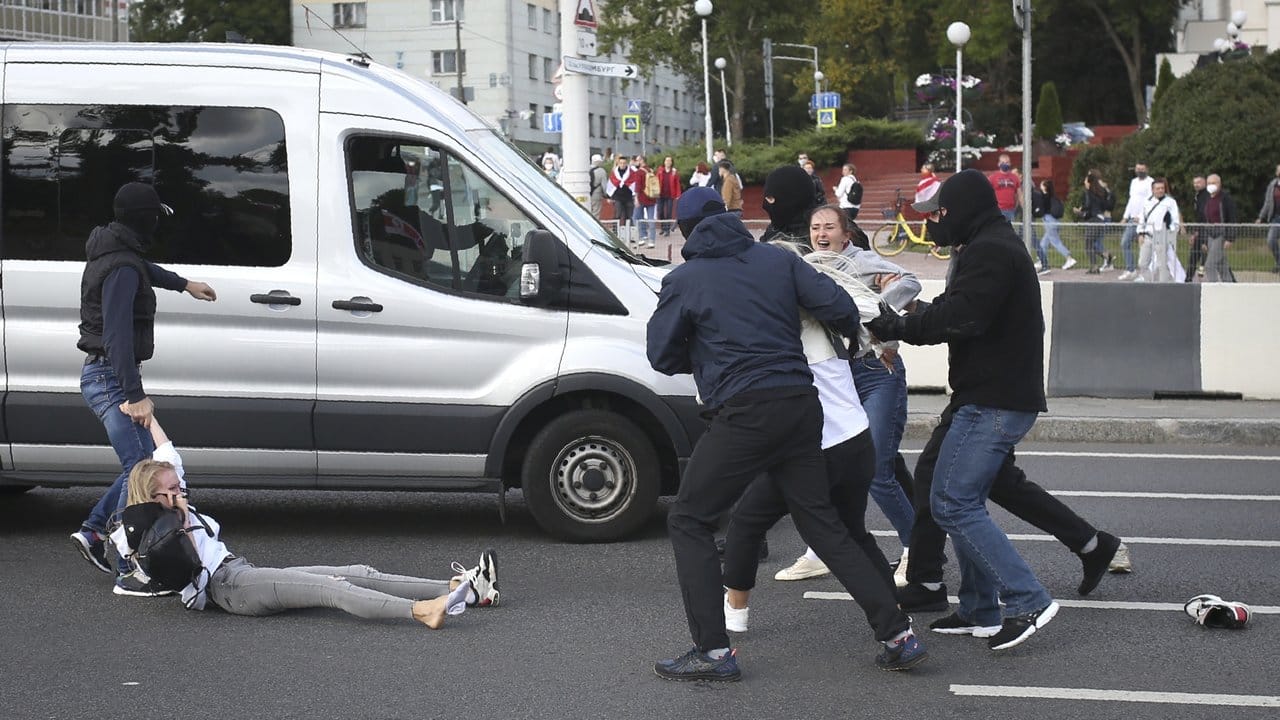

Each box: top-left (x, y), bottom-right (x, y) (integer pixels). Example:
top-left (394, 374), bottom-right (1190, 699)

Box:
top-left (946, 21), bottom-right (971, 173)
top-left (813, 70), bottom-right (824, 130)
top-left (695, 0), bottom-right (714, 164)
top-left (714, 56), bottom-right (731, 146)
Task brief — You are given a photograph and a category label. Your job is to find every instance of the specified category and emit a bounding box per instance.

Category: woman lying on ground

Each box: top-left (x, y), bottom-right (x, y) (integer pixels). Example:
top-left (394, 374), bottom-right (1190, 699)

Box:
top-left (110, 417), bottom-right (500, 628)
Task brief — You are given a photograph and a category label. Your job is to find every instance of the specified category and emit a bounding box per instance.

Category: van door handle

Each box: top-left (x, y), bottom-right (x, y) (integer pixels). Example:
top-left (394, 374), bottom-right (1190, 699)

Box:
top-left (250, 292), bottom-right (302, 306)
top-left (332, 298), bottom-right (384, 313)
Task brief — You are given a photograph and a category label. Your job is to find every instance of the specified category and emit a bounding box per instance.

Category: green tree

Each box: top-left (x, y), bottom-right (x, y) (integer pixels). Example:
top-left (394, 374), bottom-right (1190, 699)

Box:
top-left (1150, 57), bottom-right (1176, 121)
top-left (1034, 81), bottom-right (1063, 139)
top-left (132, 0), bottom-right (291, 44)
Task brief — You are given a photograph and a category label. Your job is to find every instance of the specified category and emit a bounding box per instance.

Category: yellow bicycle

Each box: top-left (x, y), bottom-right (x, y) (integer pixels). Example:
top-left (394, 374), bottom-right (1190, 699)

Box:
top-left (872, 189), bottom-right (952, 260)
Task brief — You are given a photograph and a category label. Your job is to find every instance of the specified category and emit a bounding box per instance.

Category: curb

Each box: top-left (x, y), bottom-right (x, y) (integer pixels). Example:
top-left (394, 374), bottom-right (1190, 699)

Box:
top-left (904, 416), bottom-right (1280, 446)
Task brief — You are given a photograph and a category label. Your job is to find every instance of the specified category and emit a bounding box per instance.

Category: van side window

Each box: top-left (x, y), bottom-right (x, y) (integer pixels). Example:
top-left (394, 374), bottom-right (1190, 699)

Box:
top-left (347, 136), bottom-right (539, 300)
top-left (2, 104), bottom-right (291, 267)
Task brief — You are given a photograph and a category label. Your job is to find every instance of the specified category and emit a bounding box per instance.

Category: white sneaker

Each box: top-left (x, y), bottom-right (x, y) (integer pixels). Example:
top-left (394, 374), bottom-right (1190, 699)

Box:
top-left (1037, 268), bottom-right (1051, 276)
top-left (773, 555), bottom-right (830, 581)
top-left (724, 594), bottom-right (749, 632)
top-left (646, 241), bottom-right (656, 248)
top-left (893, 548), bottom-right (910, 588)
top-left (1133, 275), bottom-right (1146, 282)
top-left (1109, 543), bottom-right (1133, 573)
top-left (451, 549), bottom-right (500, 607)
top-left (1062, 257), bottom-right (1077, 270)
top-left (1033, 260), bottom-right (1043, 271)
top-left (1117, 270), bottom-right (1133, 281)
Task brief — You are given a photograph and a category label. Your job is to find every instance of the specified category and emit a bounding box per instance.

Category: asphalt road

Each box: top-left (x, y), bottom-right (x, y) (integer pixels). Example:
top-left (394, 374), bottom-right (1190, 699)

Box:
top-left (2, 441), bottom-right (1277, 719)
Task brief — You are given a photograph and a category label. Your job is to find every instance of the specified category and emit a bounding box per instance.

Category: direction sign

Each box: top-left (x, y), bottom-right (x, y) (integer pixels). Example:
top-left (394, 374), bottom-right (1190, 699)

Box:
top-left (574, 0), bottom-right (598, 29)
top-left (543, 112), bottom-right (563, 133)
top-left (809, 92), bottom-right (842, 110)
top-left (817, 108), bottom-right (837, 128)
top-left (621, 114), bottom-right (641, 133)
top-left (563, 56), bottom-right (637, 78)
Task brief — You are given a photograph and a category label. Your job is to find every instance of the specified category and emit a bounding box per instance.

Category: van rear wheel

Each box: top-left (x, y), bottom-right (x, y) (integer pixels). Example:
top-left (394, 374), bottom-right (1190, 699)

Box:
top-left (521, 410), bottom-right (659, 542)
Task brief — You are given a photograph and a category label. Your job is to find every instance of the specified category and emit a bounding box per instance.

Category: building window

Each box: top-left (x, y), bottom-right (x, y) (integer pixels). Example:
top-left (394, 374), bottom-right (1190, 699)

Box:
top-left (588, 113), bottom-right (595, 137)
top-left (542, 8), bottom-right (552, 32)
top-left (528, 54), bottom-right (538, 80)
top-left (526, 3), bottom-right (537, 28)
top-left (430, 0), bottom-right (463, 24)
top-left (528, 103), bottom-right (539, 130)
top-left (431, 50), bottom-right (466, 75)
top-left (673, 91), bottom-right (680, 111)
top-left (333, 2), bottom-right (366, 28)
top-left (543, 57), bottom-right (553, 84)
top-left (599, 115), bottom-right (607, 138)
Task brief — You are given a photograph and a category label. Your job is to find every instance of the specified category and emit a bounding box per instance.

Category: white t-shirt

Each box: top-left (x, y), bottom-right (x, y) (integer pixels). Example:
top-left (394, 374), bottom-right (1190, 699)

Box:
top-left (1123, 175), bottom-right (1154, 221)
top-left (810, 356), bottom-right (870, 449)
top-left (835, 175), bottom-right (858, 210)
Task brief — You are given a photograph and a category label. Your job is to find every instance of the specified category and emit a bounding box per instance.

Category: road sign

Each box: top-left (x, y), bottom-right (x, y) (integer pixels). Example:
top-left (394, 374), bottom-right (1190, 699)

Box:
top-left (621, 114), bottom-right (641, 133)
top-left (817, 108), bottom-right (837, 128)
top-left (626, 98), bottom-right (642, 113)
top-left (563, 56), bottom-right (637, 78)
top-left (577, 29), bottom-right (597, 56)
top-left (809, 92), bottom-right (841, 110)
top-left (543, 112), bottom-right (563, 133)
top-left (553, 83), bottom-right (564, 101)
top-left (574, 0), bottom-right (598, 29)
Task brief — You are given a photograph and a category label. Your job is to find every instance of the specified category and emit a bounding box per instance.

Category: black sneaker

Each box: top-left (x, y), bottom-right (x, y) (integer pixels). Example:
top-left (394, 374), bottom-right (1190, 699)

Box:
top-left (714, 537), bottom-right (768, 561)
top-left (988, 601), bottom-right (1060, 651)
top-left (654, 648), bottom-right (741, 682)
top-left (897, 582), bottom-right (949, 612)
top-left (1078, 531), bottom-right (1121, 595)
top-left (70, 530), bottom-right (112, 574)
top-left (929, 612), bottom-right (1002, 637)
top-left (875, 632), bottom-right (928, 671)
top-left (113, 572), bottom-right (177, 598)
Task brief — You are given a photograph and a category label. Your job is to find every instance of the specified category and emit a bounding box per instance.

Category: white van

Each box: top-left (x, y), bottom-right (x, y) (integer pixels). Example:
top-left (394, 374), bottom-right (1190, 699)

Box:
top-left (0, 43), bottom-right (702, 541)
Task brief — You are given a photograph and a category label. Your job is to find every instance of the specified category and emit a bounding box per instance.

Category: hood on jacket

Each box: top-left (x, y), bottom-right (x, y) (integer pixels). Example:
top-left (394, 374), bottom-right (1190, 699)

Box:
top-left (85, 222), bottom-right (147, 262)
top-left (937, 169), bottom-right (1005, 244)
top-left (681, 211), bottom-right (755, 261)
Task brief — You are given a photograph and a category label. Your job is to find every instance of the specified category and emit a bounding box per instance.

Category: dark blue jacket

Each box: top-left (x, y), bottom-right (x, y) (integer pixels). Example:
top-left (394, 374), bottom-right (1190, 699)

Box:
top-left (646, 212), bottom-right (859, 410)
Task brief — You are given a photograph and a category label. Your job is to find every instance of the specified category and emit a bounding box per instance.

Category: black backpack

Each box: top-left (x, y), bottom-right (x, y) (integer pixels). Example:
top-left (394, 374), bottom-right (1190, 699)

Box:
top-left (122, 502), bottom-right (211, 593)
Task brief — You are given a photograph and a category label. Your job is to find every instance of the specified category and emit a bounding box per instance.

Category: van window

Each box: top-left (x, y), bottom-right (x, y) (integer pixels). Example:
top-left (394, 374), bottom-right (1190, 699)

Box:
top-left (2, 104), bottom-right (291, 267)
top-left (348, 136), bottom-right (539, 300)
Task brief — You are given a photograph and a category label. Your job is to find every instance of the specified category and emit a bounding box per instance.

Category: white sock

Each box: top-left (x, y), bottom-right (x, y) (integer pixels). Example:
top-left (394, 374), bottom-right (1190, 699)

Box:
top-left (884, 629), bottom-right (913, 647)
top-left (706, 648), bottom-right (730, 659)
top-left (922, 582), bottom-right (943, 591)
top-left (1080, 534), bottom-right (1099, 554)
top-left (803, 547), bottom-right (820, 562)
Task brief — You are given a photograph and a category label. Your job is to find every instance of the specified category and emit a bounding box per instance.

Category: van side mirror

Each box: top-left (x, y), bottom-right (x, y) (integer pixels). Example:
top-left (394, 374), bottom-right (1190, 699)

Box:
top-left (520, 230), bottom-right (564, 305)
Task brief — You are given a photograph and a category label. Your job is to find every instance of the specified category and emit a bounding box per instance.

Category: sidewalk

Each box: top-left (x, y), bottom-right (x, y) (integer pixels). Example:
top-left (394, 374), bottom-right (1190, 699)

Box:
top-left (905, 394), bottom-right (1280, 445)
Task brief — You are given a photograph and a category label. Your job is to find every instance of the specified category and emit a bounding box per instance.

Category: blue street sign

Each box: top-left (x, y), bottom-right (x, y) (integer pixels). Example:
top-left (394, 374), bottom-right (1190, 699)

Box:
top-left (626, 98), bottom-right (643, 113)
top-left (808, 92), bottom-right (842, 110)
top-left (542, 112), bottom-right (563, 133)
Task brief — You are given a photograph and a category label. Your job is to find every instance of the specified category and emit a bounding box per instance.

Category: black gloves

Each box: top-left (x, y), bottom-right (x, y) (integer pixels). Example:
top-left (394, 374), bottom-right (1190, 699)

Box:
top-left (865, 301), bottom-right (905, 342)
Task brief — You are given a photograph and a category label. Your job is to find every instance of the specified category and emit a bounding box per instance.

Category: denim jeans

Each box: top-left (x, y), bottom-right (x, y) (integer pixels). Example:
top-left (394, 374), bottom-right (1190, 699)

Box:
top-left (1120, 223), bottom-right (1138, 271)
top-left (851, 354), bottom-right (914, 547)
top-left (1039, 216), bottom-right (1072, 265)
top-left (1266, 219), bottom-right (1280, 267)
top-left (930, 404), bottom-right (1051, 626)
top-left (632, 203), bottom-right (656, 244)
top-left (657, 197), bottom-right (676, 235)
top-left (80, 358), bottom-right (155, 572)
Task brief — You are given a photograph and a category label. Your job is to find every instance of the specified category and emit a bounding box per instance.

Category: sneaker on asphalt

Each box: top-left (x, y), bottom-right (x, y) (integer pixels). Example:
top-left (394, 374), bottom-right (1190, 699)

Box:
top-left (654, 648), bottom-right (741, 682)
top-left (71, 530), bottom-right (112, 574)
top-left (1033, 260), bottom-right (1042, 271)
top-left (451, 549), bottom-right (500, 607)
top-left (1184, 594), bottom-right (1251, 629)
top-left (723, 594), bottom-right (749, 633)
top-left (893, 549), bottom-right (910, 588)
top-left (1078, 531), bottom-right (1122, 596)
top-left (875, 632), bottom-right (928, 671)
top-left (929, 612), bottom-right (1002, 637)
top-left (1117, 270), bottom-right (1134, 281)
top-left (1037, 268), bottom-right (1052, 276)
top-left (773, 555), bottom-right (830, 581)
top-left (897, 582), bottom-right (949, 613)
top-left (113, 571), bottom-right (177, 598)
top-left (1101, 254), bottom-right (1115, 271)
top-left (988, 601), bottom-right (1060, 651)
top-left (1108, 543), bottom-right (1133, 573)
top-left (646, 242), bottom-right (656, 248)
top-left (1062, 257), bottom-right (1078, 270)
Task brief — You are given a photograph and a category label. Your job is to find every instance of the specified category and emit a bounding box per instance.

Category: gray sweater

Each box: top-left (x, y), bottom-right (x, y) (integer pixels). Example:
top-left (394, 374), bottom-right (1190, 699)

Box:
top-left (840, 244), bottom-right (922, 312)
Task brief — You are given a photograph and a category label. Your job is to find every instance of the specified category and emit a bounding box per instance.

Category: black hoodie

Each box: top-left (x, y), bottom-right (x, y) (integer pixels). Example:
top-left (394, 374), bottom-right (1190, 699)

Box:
top-left (898, 170), bottom-right (1047, 413)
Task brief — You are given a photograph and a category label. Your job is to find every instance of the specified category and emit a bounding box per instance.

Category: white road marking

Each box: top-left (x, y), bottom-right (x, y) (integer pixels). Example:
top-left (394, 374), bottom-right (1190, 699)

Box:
top-left (1049, 490), bottom-right (1280, 501)
top-left (899, 449), bottom-right (1280, 461)
top-left (949, 684), bottom-right (1280, 708)
top-left (803, 592), bottom-right (1280, 614)
top-left (868, 529), bottom-right (1280, 548)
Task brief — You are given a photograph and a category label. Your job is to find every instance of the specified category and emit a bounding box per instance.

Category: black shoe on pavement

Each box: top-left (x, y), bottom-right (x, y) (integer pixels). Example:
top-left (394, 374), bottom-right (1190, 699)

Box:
top-left (654, 648), bottom-right (741, 682)
top-left (70, 530), bottom-right (112, 574)
top-left (113, 571), bottom-right (177, 598)
top-left (714, 536), bottom-right (768, 561)
top-left (1078, 531), bottom-right (1122, 596)
top-left (929, 611), bottom-right (1001, 637)
top-left (897, 582), bottom-right (949, 612)
top-left (988, 601), bottom-right (1060, 651)
top-left (875, 632), bottom-right (928, 671)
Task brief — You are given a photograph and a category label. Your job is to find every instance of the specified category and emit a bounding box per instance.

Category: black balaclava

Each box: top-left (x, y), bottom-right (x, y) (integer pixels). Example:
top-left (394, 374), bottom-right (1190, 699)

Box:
top-left (929, 169), bottom-right (1003, 247)
top-left (113, 182), bottom-right (164, 238)
top-left (762, 164), bottom-right (816, 231)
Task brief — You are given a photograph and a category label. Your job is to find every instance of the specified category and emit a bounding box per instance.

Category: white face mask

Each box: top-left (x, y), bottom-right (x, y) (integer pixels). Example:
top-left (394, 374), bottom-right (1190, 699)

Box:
top-left (1207, 184), bottom-right (1220, 195)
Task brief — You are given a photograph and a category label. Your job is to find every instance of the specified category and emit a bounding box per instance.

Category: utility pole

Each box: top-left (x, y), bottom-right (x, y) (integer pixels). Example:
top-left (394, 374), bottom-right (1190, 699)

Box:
top-left (1018, 1), bottom-right (1033, 254)
top-left (455, 5), bottom-right (466, 105)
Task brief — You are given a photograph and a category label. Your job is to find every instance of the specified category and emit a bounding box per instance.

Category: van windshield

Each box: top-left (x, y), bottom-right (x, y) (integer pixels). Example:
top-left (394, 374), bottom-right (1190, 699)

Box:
top-left (468, 129), bottom-right (636, 258)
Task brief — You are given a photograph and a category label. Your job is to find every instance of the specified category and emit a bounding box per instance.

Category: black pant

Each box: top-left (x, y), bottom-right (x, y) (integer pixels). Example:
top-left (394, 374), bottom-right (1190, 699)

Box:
top-left (906, 401), bottom-right (1097, 585)
top-left (723, 431), bottom-right (906, 640)
top-left (668, 387), bottom-right (905, 650)
top-left (1186, 234), bottom-right (1205, 282)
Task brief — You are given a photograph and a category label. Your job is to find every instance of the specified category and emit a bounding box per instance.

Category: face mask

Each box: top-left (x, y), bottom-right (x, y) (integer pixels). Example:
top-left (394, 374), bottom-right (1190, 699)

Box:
top-left (926, 219), bottom-right (955, 247)
top-left (1207, 184), bottom-right (1220, 195)
top-left (999, 163), bottom-right (1011, 172)
top-left (1136, 171), bottom-right (1148, 179)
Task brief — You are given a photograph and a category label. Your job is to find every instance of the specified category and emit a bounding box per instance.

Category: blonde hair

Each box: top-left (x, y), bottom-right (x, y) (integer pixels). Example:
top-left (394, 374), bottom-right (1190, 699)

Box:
top-left (125, 460), bottom-right (177, 507)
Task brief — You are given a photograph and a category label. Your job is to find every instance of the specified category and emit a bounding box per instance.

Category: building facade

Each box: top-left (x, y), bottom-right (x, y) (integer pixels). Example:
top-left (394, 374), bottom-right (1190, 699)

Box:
top-left (291, 0), bottom-right (704, 158)
top-left (0, 0), bottom-right (129, 42)
top-left (1161, 1), bottom-right (1276, 76)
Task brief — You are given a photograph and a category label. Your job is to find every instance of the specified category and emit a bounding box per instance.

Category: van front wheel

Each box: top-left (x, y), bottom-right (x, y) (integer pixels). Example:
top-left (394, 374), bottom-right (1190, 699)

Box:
top-left (521, 410), bottom-right (660, 542)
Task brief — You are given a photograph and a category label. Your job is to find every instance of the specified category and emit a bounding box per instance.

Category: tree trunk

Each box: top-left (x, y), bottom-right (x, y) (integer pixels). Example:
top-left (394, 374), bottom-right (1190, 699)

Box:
top-left (1086, 1), bottom-right (1146, 123)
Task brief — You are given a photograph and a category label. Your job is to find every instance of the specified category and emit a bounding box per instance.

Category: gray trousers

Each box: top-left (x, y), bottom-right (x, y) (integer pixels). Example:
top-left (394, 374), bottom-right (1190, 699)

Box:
top-left (207, 557), bottom-right (450, 620)
top-left (1138, 231), bottom-right (1174, 282)
top-left (1205, 235), bottom-right (1235, 282)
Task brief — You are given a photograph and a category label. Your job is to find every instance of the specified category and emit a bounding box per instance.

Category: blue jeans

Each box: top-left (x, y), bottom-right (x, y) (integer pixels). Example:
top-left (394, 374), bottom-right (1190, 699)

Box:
top-left (657, 197), bottom-right (676, 234)
top-left (851, 354), bottom-right (914, 547)
top-left (1120, 223), bottom-right (1138, 271)
top-left (80, 358), bottom-right (155, 572)
top-left (1039, 216), bottom-right (1072, 265)
top-left (930, 404), bottom-right (1050, 626)
top-left (1266, 219), bottom-right (1280, 267)
top-left (632, 203), bottom-right (656, 244)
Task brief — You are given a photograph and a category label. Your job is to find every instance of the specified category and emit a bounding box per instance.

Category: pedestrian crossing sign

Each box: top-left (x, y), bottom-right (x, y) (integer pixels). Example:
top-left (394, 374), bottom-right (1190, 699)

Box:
top-left (622, 114), bottom-right (641, 133)
top-left (818, 108), bottom-right (837, 128)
